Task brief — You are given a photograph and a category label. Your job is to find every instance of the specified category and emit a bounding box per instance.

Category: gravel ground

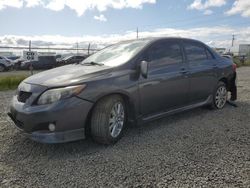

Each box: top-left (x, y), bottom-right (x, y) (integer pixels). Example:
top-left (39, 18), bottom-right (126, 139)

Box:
top-left (0, 67), bottom-right (249, 188)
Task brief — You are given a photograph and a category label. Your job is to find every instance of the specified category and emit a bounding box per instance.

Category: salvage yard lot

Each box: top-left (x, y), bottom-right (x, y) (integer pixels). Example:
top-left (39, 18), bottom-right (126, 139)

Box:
top-left (0, 68), bottom-right (249, 187)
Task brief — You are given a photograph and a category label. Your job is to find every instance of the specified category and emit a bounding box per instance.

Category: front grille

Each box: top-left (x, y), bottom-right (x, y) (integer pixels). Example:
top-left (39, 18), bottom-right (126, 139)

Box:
top-left (17, 91), bottom-right (32, 103)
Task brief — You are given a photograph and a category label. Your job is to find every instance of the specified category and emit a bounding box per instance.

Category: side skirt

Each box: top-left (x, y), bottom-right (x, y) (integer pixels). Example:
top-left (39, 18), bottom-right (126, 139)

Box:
top-left (139, 95), bottom-right (213, 123)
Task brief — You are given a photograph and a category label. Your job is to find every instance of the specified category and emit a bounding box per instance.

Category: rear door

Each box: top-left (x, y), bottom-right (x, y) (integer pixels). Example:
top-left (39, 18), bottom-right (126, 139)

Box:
top-left (183, 40), bottom-right (217, 104)
top-left (139, 39), bottom-right (189, 116)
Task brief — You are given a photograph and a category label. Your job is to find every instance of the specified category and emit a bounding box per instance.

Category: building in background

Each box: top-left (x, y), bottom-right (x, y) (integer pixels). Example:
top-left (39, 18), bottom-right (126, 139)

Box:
top-left (239, 44), bottom-right (250, 56)
top-left (0, 52), bottom-right (14, 56)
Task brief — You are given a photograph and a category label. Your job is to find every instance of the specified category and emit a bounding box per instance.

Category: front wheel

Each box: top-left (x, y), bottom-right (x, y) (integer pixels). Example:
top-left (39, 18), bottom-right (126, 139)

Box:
top-left (211, 81), bottom-right (228, 109)
top-left (91, 95), bottom-right (126, 144)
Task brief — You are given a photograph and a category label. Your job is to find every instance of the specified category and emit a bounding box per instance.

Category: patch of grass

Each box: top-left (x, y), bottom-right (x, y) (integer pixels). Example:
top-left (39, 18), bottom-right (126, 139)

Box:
top-left (233, 57), bottom-right (250, 68)
top-left (245, 60), bottom-right (250, 66)
top-left (0, 75), bottom-right (27, 91)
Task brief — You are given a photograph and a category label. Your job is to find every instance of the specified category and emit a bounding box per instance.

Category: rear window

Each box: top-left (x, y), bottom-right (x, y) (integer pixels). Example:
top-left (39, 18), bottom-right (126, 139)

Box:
top-left (184, 42), bottom-right (207, 61)
top-left (206, 49), bottom-right (214, 59)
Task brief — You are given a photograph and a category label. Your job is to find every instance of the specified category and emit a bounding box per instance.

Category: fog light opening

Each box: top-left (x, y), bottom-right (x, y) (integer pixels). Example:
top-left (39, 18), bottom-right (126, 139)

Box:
top-left (48, 123), bottom-right (56, 132)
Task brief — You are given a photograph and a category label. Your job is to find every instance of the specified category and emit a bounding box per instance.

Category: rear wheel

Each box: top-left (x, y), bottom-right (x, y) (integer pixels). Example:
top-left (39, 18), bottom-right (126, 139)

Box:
top-left (211, 81), bottom-right (228, 109)
top-left (91, 95), bottom-right (126, 144)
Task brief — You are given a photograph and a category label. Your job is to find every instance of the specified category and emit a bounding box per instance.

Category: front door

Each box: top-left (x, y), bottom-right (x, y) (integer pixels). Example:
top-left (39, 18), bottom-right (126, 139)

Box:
top-left (139, 39), bottom-right (189, 117)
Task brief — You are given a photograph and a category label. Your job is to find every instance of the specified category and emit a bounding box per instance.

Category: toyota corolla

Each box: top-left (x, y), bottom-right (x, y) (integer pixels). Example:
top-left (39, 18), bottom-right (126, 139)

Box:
top-left (8, 37), bottom-right (237, 144)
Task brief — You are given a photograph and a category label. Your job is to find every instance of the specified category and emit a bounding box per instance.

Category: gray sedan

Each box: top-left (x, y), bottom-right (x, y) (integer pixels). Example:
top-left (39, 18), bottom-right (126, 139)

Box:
top-left (8, 37), bottom-right (237, 144)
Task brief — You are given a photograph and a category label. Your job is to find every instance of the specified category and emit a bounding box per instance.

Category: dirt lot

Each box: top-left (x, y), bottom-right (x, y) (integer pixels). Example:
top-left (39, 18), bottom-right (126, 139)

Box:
top-left (0, 67), bottom-right (249, 187)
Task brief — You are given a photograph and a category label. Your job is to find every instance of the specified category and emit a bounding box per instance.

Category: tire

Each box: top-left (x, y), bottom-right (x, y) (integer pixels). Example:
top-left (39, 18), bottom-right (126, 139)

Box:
top-left (0, 65), bottom-right (5, 72)
top-left (210, 81), bottom-right (228, 109)
top-left (91, 95), bottom-right (126, 144)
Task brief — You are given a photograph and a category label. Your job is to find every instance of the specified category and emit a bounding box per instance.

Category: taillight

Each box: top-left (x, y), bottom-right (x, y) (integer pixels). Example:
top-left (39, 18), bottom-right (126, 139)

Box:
top-left (232, 63), bottom-right (237, 72)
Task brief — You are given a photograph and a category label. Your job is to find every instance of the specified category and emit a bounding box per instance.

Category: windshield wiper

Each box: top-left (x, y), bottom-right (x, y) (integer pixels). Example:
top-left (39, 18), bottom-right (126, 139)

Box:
top-left (82, 61), bottom-right (104, 66)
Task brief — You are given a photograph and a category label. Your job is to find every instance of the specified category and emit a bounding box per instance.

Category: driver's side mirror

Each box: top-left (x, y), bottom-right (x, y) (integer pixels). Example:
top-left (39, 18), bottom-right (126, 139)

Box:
top-left (140, 60), bottom-right (148, 78)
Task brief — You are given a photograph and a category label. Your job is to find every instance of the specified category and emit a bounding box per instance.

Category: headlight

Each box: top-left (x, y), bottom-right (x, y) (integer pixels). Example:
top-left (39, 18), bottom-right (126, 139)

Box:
top-left (37, 85), bottom-right (86, 105)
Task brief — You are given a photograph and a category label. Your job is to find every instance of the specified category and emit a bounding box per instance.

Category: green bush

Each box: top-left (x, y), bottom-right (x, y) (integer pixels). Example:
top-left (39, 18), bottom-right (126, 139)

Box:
top-left (233, 57), bottom-right (241, 67)
top-left (0, 75), bottom-right (27, 91)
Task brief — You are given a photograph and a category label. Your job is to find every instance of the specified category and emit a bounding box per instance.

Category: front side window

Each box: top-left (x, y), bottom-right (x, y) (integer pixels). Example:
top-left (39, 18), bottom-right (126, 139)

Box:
top-left (146, 41), bottom-right (183, 66)
top-left (184, 42), bottom-right (207, 61)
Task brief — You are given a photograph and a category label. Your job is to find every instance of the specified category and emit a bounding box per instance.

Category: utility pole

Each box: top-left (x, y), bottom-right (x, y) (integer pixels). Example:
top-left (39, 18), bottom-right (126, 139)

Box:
top-left (136, 27), bottom-right (139, 39)
top-left (28, 40), bottom-right (33, 75)
top-left (232, 34), bottom-right (235, 47)
top-left (87, 43), bottom-right (91, 55)
top-left (76, 42), bottom-right (79, 55)
top-left (29, 40), bottom-right (31, 51)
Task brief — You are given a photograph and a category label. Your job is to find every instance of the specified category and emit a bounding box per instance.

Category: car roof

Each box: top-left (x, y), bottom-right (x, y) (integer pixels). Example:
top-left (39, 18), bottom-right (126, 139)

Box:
top-left (119, 37), bottom-right (206, 45)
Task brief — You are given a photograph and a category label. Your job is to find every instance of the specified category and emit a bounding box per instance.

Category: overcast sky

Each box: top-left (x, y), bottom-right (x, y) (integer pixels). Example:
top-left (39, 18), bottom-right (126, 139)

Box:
top-left (0, 0), bottom-right (250, 51)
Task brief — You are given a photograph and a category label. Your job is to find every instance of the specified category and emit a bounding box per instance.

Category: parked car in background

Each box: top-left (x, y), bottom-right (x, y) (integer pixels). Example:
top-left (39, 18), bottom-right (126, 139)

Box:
top-left (57, 55), bottom-right (87, 66)
top-left (55, 54), bottom-right (62, 60)
top-left (8, 37), bottom-right (237, 145)
top-left (7, 56), bottom-right (21, 61)
top-left (20, 56), bottom-right (56, 70)
top-left (13, 57), bottom-right (25, 70)
top-left (222, 54), bottom-right (233, 60)
top-left (0, 56), bottom-right (13, 72)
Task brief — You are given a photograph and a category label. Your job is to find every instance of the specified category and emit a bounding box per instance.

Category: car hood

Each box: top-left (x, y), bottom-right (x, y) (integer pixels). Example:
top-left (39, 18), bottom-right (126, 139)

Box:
top-left (24, 64), bottom-right (112, 87)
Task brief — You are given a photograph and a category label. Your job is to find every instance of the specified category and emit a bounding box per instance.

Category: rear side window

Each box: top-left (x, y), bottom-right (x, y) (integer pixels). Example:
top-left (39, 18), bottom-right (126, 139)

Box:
top-left (146, 41), bottom-right (183, 66)
top-left (184, 42), bottom-right (207, 61)
top-left (206, 49), bottom-right (214, 59)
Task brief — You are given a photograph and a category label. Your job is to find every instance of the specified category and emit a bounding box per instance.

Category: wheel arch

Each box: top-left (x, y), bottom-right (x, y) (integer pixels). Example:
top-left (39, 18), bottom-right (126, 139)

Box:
top-left (218, 77), bottom-right (229, 90)
top-left (84, 92), bottom-right (137, 137)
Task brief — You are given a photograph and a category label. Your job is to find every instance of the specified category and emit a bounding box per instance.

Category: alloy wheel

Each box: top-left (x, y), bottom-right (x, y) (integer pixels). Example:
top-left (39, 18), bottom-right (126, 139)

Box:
top-left (109, 102), bottom-right (125, 138)
top-left (215, 86), bottom-right (227, 109)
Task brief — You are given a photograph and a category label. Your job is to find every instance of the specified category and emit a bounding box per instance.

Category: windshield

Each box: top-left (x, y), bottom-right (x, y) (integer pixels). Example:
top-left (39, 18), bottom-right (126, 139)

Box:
top-left (81, 39), bottom-right (150, 67)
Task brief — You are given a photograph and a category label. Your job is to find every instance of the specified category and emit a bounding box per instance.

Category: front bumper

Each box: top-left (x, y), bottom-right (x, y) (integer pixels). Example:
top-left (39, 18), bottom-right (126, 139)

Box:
top-left (8, 96), bottom-right (93, 143)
